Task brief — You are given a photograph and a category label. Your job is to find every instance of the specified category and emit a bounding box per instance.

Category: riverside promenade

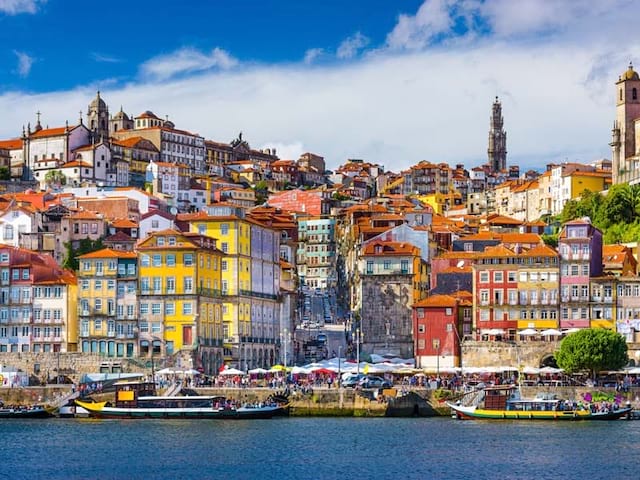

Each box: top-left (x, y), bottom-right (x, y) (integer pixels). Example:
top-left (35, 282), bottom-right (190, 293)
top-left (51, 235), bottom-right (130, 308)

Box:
top-left (3, 385), bottom-right (638, 417)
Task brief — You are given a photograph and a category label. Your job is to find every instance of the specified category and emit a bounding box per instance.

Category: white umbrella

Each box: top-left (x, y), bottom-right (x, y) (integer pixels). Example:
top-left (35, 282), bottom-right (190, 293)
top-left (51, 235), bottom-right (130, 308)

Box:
top-left (518, 328), bottom-right (538, 336)
top-left (541, 329), bottom-right (562, 336)
top-left (523, 366), bottom-right (540, 374)
top-left (219, 367), bottom-right (245, 376)
top-left (248, 368), bottom-right (268, 375)
top-left (181, 368), bottom-right (200, 375)
top-left (156, 368), bottom-right (176, 375)
top-left (563, 328), bottom-right (580, 334)
top-left (539, 366), bottom-right (563, 374)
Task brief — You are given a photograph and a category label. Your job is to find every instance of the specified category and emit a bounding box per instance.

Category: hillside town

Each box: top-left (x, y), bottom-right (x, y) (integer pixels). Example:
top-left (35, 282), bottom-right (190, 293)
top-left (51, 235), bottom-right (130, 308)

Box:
top-left (0, 63), bottom-right (639, 379)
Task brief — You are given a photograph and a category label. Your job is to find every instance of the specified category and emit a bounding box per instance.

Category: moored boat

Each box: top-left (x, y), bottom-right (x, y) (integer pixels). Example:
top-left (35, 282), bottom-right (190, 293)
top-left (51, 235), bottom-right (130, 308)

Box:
top-left (0, 404), bottom-right (53, 419)
top-left (75, 381), bottom-right (289, 420)
top-left (447, 385), bottom-right (632, 421)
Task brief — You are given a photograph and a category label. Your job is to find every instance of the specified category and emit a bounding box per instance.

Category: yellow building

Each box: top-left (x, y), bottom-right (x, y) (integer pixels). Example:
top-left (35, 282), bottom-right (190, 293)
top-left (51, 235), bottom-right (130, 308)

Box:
top-left (416, 191), bottom-right (461, 216)
top-left (136, 229), bottom-right (224, 373)
top-left (177, 208), bottom-right (281, 370)
top-left (77, 248), bottom-right (139, 357)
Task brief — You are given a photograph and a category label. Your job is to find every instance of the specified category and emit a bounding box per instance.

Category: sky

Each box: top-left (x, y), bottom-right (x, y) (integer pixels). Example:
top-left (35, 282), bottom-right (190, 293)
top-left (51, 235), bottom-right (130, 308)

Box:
top-left (0, 0), bottom-right (639, 172)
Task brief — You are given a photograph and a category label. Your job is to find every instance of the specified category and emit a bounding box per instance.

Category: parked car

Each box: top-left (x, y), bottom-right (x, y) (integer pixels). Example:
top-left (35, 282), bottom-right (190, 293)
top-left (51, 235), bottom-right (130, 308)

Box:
top-left (358, 376), bottom-right (392, 389)
top-left (317, 333), bottom-right (327, 344)
top-left (342, 373), bottom-right (365, 388)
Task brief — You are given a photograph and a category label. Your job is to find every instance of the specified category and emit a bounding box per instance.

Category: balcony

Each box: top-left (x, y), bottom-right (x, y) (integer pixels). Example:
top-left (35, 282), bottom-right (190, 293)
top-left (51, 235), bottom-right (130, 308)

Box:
top-left (197, 287), bottom-right (222, 298)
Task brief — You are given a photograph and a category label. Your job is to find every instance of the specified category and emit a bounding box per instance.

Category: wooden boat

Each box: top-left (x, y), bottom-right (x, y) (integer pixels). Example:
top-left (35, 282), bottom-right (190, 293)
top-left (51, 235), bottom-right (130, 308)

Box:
top-left (0, 405), bottom-right (53, 419)
top-left (447, 385), bottom-right (632, 421)
top-left (75, 381), bottom-right (289, 420)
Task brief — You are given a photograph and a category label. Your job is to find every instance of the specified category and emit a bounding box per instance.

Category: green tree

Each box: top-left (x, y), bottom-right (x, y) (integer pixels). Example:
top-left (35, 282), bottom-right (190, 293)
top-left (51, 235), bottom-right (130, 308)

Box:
top-left (541, 233), bottom-right (558, 248)
top-left (62, 238), bottom-right (105, 271)
top-left (44, 169), bottom-right (67, 188)
top-left (555, 329), bottom-right (628, 379)
top-left (0, 166), bottom-right (10, 180)
top-left (560, 199), bottom-right (580, 223)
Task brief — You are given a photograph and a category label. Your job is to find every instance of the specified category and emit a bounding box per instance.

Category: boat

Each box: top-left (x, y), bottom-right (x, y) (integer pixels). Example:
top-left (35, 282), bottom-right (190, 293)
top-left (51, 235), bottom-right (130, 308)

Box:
top-left (447, 385), bottom-right (632, 421)
top-left (0, 404), bottom-right (53, 419)
top-left (58, 401), bottom-right (90, 418)
top-left (74, 381), bottom-right (289, 419)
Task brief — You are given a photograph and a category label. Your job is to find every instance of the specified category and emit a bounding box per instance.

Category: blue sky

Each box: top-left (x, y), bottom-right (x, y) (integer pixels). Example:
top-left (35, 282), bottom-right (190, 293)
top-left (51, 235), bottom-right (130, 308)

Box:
top-left (1, 0), bottom-right (639, 171)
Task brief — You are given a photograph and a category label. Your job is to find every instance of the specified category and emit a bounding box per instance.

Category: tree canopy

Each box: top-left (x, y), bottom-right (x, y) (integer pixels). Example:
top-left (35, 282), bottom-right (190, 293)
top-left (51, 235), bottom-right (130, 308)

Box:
top-left (559, 184), bottom-right (640, 243)
top-left (555, 328), bottom-right (628, 378)
top-left (62, 237), bottom-right (104, 271)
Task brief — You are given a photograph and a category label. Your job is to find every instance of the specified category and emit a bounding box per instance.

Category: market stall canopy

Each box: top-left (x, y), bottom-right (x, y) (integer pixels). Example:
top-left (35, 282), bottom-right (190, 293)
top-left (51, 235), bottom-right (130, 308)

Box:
top-left (219, 367), bottom-right (245, 376)
top-left (248, 368), bottom-right (268, 375)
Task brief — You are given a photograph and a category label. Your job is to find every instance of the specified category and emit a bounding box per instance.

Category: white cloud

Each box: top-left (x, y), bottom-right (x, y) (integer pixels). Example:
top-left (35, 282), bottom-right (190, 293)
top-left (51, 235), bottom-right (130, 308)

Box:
top-left (304, 48), bottom-right (324, 65)
top-left (13, 50), bottom-right (34, 77)
top-left (337, 32), bottom-right (370, 60)
top-left (0, 0), bottom-right (44, 15)
top-left (386, 0), bottom-right (458, 50)
top-left (90, 52), bottom-right (122, 63)
top-left (140, 47), bottom-right (238, 81)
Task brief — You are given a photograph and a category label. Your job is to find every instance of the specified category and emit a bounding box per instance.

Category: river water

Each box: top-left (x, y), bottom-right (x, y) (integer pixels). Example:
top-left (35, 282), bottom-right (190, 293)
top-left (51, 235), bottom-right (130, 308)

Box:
top-left (1, 417), bottom-right (638, 479)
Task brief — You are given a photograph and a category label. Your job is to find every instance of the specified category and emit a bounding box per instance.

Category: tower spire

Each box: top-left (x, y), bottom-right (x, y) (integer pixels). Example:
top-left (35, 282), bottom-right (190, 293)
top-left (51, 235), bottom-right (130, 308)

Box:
top-left (488, 97), bottom-right (507, 173)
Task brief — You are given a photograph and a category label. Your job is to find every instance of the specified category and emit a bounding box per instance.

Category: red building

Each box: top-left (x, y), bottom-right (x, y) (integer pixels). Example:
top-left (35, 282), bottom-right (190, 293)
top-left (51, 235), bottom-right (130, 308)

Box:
top-left (413, 292), bottom-right (472, 371)
top-left (267, 188), bottom-right (331, 215)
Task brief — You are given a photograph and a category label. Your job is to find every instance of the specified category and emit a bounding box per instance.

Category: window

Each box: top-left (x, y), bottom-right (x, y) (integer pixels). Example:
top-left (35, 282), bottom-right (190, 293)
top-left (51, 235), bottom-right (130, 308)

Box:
top-left (140, 303), bottom-right (149, 315)
top-left (480, 272), bottom-right (489, 283)
top-left (3, 225), bottom-right (13, 240)
top-left (151, 303), bottom-right (161, 315)
top-left (366, 260), bottom-right (373, 274)
top-left (508, 272), bottom-right (516, 282)
top-left (165, 302), bottom-right (175, 315)
top-left (221, 243), bottom-right (228, 253)
top-left (383, 260), bottom-right (391, 270)
top-left (184, 254), bottom-right (193, 266)
top-left (184, 277), bottom-right (193, 293)
top-left (418, 324), bottom-right (426, 333)
top-left (493, 271), bottom-right (503, 283)
top-left (634, 87), bottom-right (638, 100)
top-left (166, 254), bottom-right (176, 267)
top-left (94, 280), bottom-right (102, 290)
top-left (140, 255), bottom-right (150, 267)
top-left (182, 302), bottom-right (193, 315)
top-left (157, 237), bottom-right (165, 247)
top-left (152, 254), bottom-right (162, 267)
top-left (221, 260), bottom-right (228, 271)
top-left (221, 223), bottom-right (229, 235)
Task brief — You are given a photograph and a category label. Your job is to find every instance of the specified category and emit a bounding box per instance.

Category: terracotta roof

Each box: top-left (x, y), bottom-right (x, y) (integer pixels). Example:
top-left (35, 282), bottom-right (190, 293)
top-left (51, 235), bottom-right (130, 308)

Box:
top-left (62, 160), bottom-right (92, 168)
top-left (104, 231), bottom-right (135, 243)
top-left (110, 218), bottom-right (138, 228)
top-left (413, 294), bottom-right (458, 308)
top-left (30, 126), bottom-right (75, 138)
top-left (78, 247), bottom-right (137, 259)
top-left (362, 241), bottom-right (420, 256)
top-left (140, 209), bottom-right (174, 221)
top-left (0, 138), bottom-right (23, 150)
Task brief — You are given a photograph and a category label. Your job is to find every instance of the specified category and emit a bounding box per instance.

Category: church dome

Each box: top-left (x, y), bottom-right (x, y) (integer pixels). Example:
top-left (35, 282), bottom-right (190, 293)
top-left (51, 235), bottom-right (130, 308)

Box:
top-left (112, 107), bottom-right (130, 121)
top-left (621, 63), bottom-right (640, 81)
top-left (89, 91), bottom-right (107, 110)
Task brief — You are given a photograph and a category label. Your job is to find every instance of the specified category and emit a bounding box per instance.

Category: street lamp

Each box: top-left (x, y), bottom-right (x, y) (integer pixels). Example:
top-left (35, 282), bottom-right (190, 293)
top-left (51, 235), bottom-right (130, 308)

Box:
top-left (338, 345), bottom-right (342, 388)
top-left (355, 328), bottom-right (362, 376)
top-left (432, 338), bottom-right (441, 379)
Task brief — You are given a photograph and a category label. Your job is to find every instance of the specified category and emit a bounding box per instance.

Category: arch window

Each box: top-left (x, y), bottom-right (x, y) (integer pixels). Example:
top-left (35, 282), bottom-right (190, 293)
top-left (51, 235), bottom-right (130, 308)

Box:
top-left (633, 88), bottom-right (638, 100)
top-left (620, 89), bottom-right (623, 101)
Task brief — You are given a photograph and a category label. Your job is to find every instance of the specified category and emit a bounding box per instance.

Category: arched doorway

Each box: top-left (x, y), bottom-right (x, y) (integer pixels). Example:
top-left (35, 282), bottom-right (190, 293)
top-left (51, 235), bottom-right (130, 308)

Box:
top-left (540, 354), bottom-right (558, 368)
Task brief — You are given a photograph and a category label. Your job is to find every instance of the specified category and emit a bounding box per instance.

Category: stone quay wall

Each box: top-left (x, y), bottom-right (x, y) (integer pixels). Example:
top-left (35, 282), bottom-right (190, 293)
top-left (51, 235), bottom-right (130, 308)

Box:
top-left (0, 353), bottom-right (152, 383)
top-left (461, 341), bottom-right (640, 368)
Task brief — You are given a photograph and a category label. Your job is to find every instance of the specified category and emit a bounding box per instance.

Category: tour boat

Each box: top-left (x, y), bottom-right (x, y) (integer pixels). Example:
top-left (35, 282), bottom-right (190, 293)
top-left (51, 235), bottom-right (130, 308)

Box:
top-left (0, 404), bottom-right (53, 419)
top-left (447, 385), bottom-right (632, 421)
top-left (74, 381), bottom-right (289, 420)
